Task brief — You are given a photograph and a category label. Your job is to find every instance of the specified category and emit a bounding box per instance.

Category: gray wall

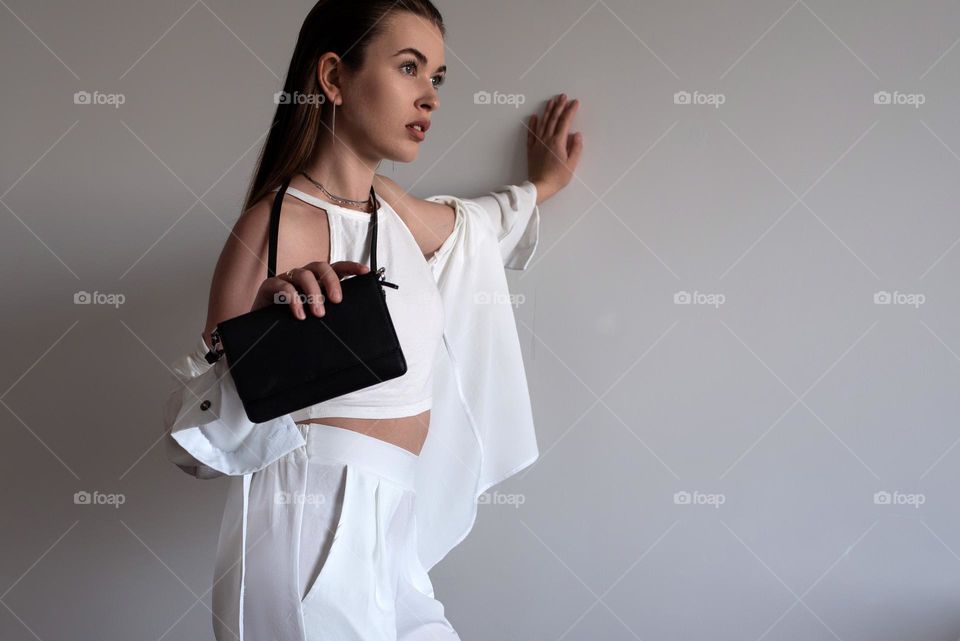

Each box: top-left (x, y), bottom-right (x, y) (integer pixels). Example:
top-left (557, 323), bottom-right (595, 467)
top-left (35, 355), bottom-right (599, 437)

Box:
top-left (2, 1), bottom-right (959, 640)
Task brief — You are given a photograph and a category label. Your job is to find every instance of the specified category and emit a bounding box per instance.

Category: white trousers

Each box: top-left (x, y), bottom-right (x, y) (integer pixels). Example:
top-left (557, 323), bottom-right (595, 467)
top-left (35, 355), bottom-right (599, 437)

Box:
top-left (212, 422), bottom-right (461, 641)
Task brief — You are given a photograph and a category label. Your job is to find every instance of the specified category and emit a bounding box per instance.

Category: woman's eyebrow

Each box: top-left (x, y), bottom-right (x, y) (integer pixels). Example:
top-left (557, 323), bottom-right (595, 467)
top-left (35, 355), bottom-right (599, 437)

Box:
top-left (393, 47), bottom-right (447, 74)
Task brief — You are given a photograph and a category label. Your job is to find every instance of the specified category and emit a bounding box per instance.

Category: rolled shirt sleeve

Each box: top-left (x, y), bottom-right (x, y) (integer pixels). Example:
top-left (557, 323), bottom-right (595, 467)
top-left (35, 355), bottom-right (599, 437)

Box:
top-left (162, 335), bottom-right (306, 478)
top-left (443, 180), bottom-right (541, 270)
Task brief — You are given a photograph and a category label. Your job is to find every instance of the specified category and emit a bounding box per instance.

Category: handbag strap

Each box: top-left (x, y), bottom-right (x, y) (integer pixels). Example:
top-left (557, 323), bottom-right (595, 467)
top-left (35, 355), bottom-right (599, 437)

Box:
top-left (267, 176), bottom-right (379, 278)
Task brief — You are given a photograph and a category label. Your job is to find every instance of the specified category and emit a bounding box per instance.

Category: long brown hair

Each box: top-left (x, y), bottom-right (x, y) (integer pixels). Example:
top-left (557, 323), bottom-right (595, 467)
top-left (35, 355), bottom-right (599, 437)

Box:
top-left (241, 0), bottom-right (445, 213)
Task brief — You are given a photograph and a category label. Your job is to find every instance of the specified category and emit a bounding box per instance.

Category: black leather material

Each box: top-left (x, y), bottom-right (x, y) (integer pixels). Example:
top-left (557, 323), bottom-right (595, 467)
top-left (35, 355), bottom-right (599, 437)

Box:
top-left (213, 176), bottom-right (407, 423)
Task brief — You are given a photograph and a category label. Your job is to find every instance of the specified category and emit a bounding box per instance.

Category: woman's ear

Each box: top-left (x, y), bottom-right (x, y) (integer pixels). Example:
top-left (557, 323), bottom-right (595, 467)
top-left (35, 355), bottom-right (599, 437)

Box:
top-left (316, 52), bottom-right (343, 105)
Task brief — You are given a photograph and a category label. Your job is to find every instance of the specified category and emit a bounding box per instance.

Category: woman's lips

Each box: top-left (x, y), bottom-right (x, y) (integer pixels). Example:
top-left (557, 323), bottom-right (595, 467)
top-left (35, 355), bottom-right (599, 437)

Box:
top-left (406, 124), bottom-right (425, 141)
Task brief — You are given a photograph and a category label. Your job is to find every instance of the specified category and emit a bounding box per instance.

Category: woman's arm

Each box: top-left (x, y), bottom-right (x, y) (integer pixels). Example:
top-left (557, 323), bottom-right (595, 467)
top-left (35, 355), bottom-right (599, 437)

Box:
top-left (162, 198), bottom-right (306, 478)
top-left (200, 198), bottom-right (276, 349)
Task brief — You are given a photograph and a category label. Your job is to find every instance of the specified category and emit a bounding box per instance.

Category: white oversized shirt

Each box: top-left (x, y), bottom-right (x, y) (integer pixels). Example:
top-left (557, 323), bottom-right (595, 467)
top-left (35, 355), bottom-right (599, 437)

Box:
top-left (162, 180), bottom-right (541, 577)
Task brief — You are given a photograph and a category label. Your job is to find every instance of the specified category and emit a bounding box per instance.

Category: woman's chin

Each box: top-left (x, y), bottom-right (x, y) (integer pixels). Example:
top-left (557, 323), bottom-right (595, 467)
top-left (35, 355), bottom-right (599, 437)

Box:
top-left (387, 147), bottom-right (418, 164)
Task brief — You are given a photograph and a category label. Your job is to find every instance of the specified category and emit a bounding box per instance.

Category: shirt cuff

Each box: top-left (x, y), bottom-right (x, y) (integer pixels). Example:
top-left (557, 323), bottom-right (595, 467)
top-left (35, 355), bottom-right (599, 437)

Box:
top-left (461, 181), bottom-right (541, 271)
top-left (163, 336), bottom-right (306, 477)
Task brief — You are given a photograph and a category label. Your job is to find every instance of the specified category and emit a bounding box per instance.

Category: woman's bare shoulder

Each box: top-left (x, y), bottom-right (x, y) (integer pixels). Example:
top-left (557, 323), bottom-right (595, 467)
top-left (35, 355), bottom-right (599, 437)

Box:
top-left (373, 174), bottom-right (455, 256)
top-left (234, 190), bottom-right (331, 270)
top-left (372, 174), bottom-right (452, 216)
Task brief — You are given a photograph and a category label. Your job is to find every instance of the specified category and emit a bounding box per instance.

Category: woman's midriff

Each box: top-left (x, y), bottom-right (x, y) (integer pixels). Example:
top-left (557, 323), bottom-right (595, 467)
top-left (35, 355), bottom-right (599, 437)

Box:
top-left (297, 409), bottom-right (430, 456)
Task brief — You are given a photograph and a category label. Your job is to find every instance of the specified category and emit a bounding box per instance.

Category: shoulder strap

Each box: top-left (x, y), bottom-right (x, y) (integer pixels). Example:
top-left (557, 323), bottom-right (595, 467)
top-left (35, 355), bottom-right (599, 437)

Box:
top-left (268, 177), bottom-right (381, 278)
top-left (267, 177), bottom-right (291, 278)
top-left (369, 185), bottom-right (378, 273)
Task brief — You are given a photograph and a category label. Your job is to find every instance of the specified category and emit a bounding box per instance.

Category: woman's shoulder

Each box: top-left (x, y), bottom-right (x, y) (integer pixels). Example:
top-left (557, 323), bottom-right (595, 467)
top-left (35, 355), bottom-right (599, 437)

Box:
top-left (372, 173), bottom-right (453, 217)
top-left (373, 174), bottom-right (456, 256)
top-left (235, 185), bottom-right (332, 268)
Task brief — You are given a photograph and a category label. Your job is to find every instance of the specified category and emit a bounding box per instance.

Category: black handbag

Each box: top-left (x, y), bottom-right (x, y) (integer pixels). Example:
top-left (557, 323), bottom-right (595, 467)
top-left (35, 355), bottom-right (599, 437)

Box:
top-left (204, 175), bottom-right (408, 423)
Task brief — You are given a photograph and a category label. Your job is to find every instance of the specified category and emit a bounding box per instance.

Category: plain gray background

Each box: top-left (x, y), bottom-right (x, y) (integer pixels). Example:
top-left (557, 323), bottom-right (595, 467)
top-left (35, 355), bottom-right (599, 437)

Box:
top-left (3, 1), bottom-right (960, 639)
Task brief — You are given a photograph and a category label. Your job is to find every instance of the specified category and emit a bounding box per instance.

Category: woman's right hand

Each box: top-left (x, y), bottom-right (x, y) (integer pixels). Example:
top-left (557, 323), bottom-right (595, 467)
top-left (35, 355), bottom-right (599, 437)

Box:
top-left (250, 261), bottom-right (371, 319)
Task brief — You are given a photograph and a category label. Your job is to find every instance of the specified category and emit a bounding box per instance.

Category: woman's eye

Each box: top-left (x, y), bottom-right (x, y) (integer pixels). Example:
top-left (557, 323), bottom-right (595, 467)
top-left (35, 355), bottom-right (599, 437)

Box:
top-left (401, 61), bottom-right (444, 89)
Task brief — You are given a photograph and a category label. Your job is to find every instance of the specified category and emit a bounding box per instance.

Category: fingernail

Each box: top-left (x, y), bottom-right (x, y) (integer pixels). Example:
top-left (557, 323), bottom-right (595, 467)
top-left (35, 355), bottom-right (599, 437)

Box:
top-left (297, 308), bottom-right (305, 319)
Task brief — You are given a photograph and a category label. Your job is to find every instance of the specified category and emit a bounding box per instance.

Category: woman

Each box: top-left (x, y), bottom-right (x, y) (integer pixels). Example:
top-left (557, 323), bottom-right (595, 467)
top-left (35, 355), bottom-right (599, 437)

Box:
top-left (163, 1), bottom-right (583, 639)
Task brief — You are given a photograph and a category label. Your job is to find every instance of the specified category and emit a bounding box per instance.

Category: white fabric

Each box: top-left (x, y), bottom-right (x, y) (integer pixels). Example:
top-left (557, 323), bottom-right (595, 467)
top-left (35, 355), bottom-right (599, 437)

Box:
top-left (162, 180), bottom-right (540, 595)
top-left (270, 186), bottom-right (445, 421)
top-left (162, 347), bottom-right (305, 479)
top-left (213, 422), bottom-right (459, 641)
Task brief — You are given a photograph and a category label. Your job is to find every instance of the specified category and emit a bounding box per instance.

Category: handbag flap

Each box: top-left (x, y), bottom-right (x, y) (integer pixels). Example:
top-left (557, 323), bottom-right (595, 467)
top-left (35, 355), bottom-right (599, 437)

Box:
top-left (216, 271), bottom-right (403, 404)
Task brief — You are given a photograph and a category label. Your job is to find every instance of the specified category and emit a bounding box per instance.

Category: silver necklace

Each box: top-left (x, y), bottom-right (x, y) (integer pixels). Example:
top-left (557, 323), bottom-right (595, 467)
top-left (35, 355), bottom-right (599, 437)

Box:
top-left (300, 170), bottom-right (374, 213)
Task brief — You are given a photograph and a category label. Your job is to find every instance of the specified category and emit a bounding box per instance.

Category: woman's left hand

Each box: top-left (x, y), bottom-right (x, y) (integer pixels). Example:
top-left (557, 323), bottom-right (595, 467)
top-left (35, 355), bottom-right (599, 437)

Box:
top-left (527, 93), bottom-right (584, 204)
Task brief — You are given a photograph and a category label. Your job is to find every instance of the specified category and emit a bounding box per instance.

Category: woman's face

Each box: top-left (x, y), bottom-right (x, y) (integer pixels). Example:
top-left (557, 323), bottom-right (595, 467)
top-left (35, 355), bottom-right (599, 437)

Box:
top-left (338, 11), bottom-right (446, 164)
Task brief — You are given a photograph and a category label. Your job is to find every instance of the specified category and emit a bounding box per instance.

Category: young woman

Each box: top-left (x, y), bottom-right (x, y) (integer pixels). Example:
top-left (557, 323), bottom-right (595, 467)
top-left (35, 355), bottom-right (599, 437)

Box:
top-left (163, 1), bottom-right (583, 639)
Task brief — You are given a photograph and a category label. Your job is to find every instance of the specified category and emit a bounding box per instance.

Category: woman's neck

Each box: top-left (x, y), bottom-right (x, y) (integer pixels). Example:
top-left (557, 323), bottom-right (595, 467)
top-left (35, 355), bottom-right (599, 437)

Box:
top-left (302, 143), bottom-right (380, 203)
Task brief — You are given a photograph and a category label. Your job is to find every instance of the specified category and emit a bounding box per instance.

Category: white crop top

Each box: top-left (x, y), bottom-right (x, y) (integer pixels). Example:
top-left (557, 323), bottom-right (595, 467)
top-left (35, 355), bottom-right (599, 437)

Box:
top-left (269, 184), bottom-right (444, 420)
